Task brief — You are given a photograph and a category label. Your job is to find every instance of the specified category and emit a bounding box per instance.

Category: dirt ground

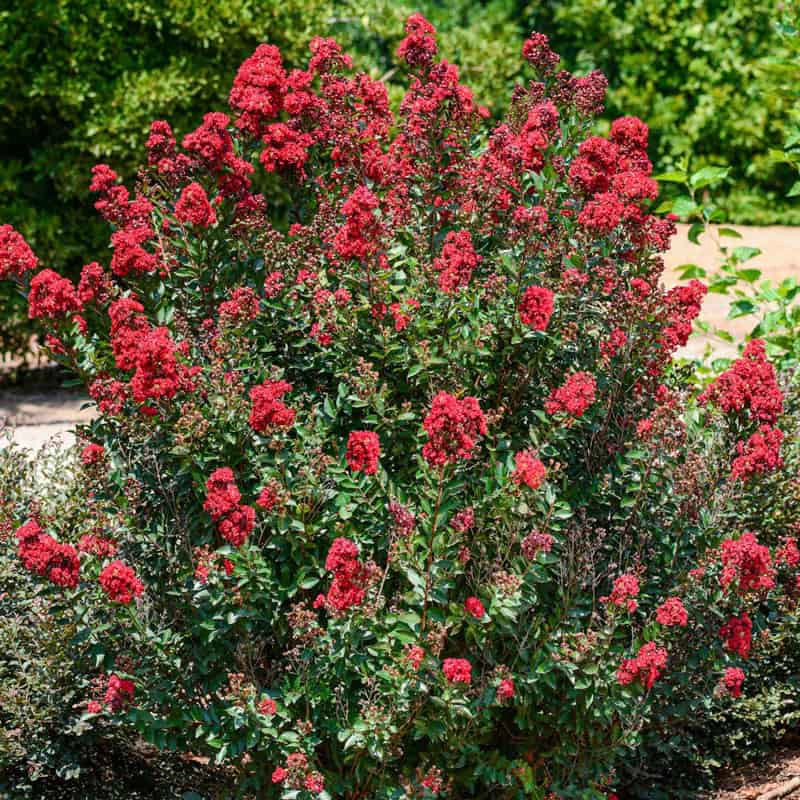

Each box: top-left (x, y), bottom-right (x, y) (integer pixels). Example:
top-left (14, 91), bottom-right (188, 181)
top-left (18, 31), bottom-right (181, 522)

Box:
top-left (709, 745), bottom-right (800, 799)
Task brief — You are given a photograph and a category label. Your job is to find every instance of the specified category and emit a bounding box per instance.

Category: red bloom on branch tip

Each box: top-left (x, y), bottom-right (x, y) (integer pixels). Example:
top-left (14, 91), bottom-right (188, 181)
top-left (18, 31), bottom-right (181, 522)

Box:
top-left (258, 697), bottom-right (277, 716)
top-left (512, 450), bottom-right (546, 489)
top-left (464, 596), bottom-right (485, 619)
top-left (720, 612), bottom-right (753, 658)
top-left (397, 13), bottom-right (437, 67)
top-left (271, 767), bottom-right (288, 784)
top-left (175, 182), bottom-right (216, 228)
top-left (602, 573), bottom-right (639, 613)
top-left (346, 431), bottom-right (381, 475)
top-left (545, 372), bottom-right (597, 417)
top-left (249, 380), bottom-right (295, 433)
top-left (104, 674), bottom-right (135, 712)
top-left (99, 560), bottom-right (144, 604)
top-left (655, 597), bottom-right (688, 627)
top-left (422, 392), bottom-right (487, 467)
top-left (616, 642), bottom-right (666, 690)
top-left (81, 443), bottom-right (105, 466)
top-left (442, 658), bottom-right (472, 684)
top-left (720, 531), bottom-right (774, 593)
top-left (0, 224), bottom-right (38, 278)
top-left (28, 269), bottom-right (82, 319)
top-left (519, 286), bottom-right (554, 331)
top-left (497, 677), bottom-right (515, 701)
top-left (721, 667), bottom-right (745, 698)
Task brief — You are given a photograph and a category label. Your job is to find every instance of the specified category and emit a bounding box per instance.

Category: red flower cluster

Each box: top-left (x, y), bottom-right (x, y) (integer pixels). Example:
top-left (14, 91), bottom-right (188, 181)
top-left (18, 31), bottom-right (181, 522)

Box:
top-left (218, 286), bottom-right (260, 324)
top-left (464, 596), bottom-right (485, 619)
top-left (655, 597), bottom-right (688, 627)
top-left (730, 425), bottom-right (784, 481)
top-left (0, 224), bottom-right (38, 278)
top-left (616, 642), bottom-right (667, 690)
top-left (496, 677), bottom-right (515, 701)
top-left (699, 339), bottom-right (783, 425)
top-left (229, 44), bottom-right (286, 135)
top-left (78, 534), bottom-right (117, 558)
top-left (422, 392), bottom-right (487, 467)
top-left (81, 443), bottom-right (106, 466)
top-left (397, 12), bottom-right (438, 67)
top-left (203, 467), bottom-right (255, 547)
top-left (174, 182), bottom-right (216, 227)
top-left (602, 573), bottom-right (639, 613)
top-left (442, 657), bottom-right (472, 684)
top-left (512, 450), bottom-right (546, 490)
top-left (258, 697), bottom-right (277, 716)
top-left (432, 230), bottom-right (481, 293)
top-left (719, 612), bottom-right (753, 658)
top-left (16, 520), bottom-right (80, 589)
top-left (545, 372), bottom-right (597, 417)
top-left (345, 431), bottom-right (381, 475)
top-left (721, 667), bottom-right (745, 699)
top-left (28, 269), bottom-right (82, 319)
top-left (249, 380), bottom-right (296, 433)
top-left (720, 532), bottom-right (775, 593)
top-left (519, 285), bottom-right (554, 331)
top-left (333, 186), bottom-right (383, 262)
top-left (99, 560), bottom-right (144, 604)
top-left (104, 674), bottom-right (135, 712)
top-left (325, 537), bottom-right (369, 614)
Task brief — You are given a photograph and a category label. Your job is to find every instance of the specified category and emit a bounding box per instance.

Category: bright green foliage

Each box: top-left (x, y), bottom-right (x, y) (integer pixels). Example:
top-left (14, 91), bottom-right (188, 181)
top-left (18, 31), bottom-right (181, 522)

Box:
top-left (527, 0), bottom-right (800, 225)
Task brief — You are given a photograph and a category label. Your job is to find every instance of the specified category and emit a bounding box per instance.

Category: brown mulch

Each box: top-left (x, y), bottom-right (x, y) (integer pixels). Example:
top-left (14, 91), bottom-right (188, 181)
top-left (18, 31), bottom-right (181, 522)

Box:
top-left (710, 746), bottom-right (800, 799)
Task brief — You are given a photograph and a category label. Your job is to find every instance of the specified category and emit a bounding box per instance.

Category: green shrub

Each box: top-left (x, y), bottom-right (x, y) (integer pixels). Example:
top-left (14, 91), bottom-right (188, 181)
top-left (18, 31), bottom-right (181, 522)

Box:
top-left (2, 19), bottom-right (799, 798)
top-left (527, 0), bottom-right (800, 225)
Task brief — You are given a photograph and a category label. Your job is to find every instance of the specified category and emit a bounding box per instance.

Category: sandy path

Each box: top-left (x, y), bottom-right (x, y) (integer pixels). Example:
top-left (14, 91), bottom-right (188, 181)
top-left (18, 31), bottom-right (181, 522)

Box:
top-left (0, 224), bottom-right (797, 450)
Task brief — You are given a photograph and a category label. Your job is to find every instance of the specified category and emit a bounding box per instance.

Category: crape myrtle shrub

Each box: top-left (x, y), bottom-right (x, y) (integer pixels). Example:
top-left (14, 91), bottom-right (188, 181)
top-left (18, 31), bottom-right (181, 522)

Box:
top-left (1, 19), bottom-right (799, 799)
top-left (0, 0), bottom-right (522, 363)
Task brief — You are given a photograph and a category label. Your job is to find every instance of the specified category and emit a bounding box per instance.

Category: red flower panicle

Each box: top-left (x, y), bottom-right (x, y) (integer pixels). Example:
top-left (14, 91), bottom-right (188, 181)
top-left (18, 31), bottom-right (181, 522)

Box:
top-left (325, 537), bottom-right (370, 614)
top-left (28, 269), bottom-right (82, 319)
top-left (346, 431), bottom-right (381, 475)
top-left (249, 380), bottom-right (295, 433)
top-left (442, 658), bottom-right (472, 684)
top-left (175, 182), bottom-right (216, 228)
top-left (720, 532), bottom-right (775, 593)
top-left (720, 613), bottom-right (753, 658)
top-left (512, 450), bottom-right (546, 489)
top-left (545, 372), bottom-right (597, 417)
top-left (0, 225), bottom-right (38, 278)
top-left (422, 392), bottom-right (487, 467)
top-left (16, 520), bottom-right (80, 589)
top-left (104, 674), bottom-right (135, 712)
top-left (721, 667), bottom-right (745, 699)
top-left (616, 642), bottom-right (667, 690)
top-left (99, 560), bottom-right (144, 604)
top-left (655, 597), bottom-right (688, 627)
top-left (464, 596), bottom-right (485, 619)
top-left (519, 286), bottom-right (554, 331)
top-left (203, 467), bottom-right (255, 547)
top-left (602, 573), bottom-right (639, 613)
top-left (432, 230), bottom-right (481, 294)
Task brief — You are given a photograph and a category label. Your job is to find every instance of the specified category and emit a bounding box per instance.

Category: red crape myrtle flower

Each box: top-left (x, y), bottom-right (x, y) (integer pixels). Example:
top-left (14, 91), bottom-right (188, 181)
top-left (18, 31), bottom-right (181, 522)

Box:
top-left (519, 286), bottom-right (554, 330)
top-left (720, 531), bottom-right (775, 593)
top-left (616, 642), bottom-right (667, 690)
top-left (432, 230), bottom-right (481, 293)
top-left (720, 612), bottom-right (753, 658)
top-left (422, 392), bottom-right (487, 467)
top-left (203, 468), bottom-right (255, 547)
top-left (497, 677), bottom-right (515, 701)
top-left (442, 658), bottom-right (472, 684)
top-left (0, 224), bottom-right (38, 278)
top-left (545, 372), bottom-right (597, 417)
top-left (730, 426), bottom-right (784, 481)
top-left (655, 597), bottom-right (688, 627)
top-left (521, 530), bottom-right (553, 559)
top-left (601, 573), bottom-right (639, 613)
top-left (99, 560), bottom-right (144, 604)
top-left (16, 520), bottom-right (80, 589)
top-left (396, 12), bottom-right (438, 67)
top-left (464, 596), bottom-right (485, 619)
top-left (28, 269), bottom-right (82, 319)
top-left (104, 674), bottom-right (135, 712)
top-left (512, 450), bottom-right (546, 489)
top-left (325, 537), bottom-right (370, 614)
top-left (174, 182), bottom-right (216, 228)
top-left (81, 443), bottom-right (106, 466)
top-left (346, 431), bottom-right (381, 475)
top-left (721, 667), bottom-right (745, 698)
top-left (249, 379), bottom-right (296, 433)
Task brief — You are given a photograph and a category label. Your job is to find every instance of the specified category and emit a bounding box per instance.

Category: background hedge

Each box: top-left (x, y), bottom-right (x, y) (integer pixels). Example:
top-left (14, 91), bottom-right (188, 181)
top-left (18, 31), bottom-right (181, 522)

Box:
top-left (0, 0), bottom-right (797, 361)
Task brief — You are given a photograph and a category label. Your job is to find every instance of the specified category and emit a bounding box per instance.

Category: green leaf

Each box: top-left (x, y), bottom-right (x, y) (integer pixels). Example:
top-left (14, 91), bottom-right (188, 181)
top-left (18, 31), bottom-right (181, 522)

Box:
top-left (652, 170), bottom-right (687, 183)
top-left (787, 181), bottom-right (800, 198)
top-left (689, 166), bottom-right (730, 189)
top-left (670, 196), bottom-right (699, 218)
top-left (728, 299), bottom-right (758, 319)
top-left (677, 264), bottom-right (706, 279)
top-left (717, 227), bottom-right (742, 238)
top-left (731, 246), bottom-right (761, 264)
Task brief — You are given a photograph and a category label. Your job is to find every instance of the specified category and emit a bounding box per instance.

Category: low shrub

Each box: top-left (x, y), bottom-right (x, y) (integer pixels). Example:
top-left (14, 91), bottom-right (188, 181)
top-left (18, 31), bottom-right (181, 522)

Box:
top-left (1, 19), bottom-right (799, 799)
